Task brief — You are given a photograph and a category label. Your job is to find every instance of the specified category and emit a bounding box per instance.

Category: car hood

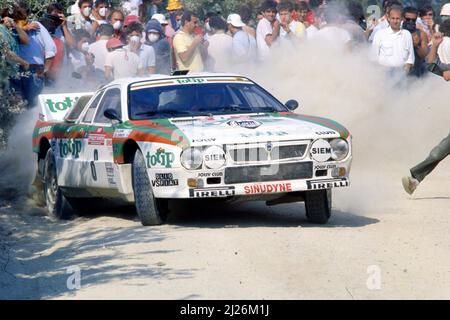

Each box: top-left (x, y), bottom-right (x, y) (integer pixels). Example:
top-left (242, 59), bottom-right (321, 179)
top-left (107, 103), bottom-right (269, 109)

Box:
top-left (168, 112), bottom-right (350, 146)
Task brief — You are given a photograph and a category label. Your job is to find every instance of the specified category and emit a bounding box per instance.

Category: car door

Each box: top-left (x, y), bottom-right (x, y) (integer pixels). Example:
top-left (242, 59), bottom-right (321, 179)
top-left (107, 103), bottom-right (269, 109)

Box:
top-left (84, 87), bottom-right (122, 190)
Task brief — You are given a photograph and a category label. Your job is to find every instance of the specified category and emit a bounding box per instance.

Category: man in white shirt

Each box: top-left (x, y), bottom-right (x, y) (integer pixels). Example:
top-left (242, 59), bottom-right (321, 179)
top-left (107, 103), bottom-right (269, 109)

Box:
top-left (124, 22), bottom-right (156, 75)
top-left (371, 6), bottom-right (415, 74)
top-left (256, 0), bottom-right (280, 61)
top-left (205, 16), bottom-right (232, 71)
top-left (227, 14), bottom-right (257, 65)
top-left (314, 5), bottom-right (352, 49)
top-left (88, 24), bottom-right (113, 78)
top-left (105, 38), bottom-right (143, 80)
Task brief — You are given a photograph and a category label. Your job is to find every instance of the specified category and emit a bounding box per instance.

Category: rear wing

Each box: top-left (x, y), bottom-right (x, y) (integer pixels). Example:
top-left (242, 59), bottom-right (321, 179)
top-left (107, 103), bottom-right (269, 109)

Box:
top-left (38, 92), bottom-right (94, 122)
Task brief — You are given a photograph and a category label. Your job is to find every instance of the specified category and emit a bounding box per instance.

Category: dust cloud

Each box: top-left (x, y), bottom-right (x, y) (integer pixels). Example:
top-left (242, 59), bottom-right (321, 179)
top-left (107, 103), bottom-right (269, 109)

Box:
top-left (236, 39), bottom-right (450, 213)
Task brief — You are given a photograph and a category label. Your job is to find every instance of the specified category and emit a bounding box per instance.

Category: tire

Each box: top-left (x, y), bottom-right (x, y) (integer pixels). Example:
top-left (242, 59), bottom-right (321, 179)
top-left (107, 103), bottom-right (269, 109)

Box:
top-left (132, 150), bottom-right (167, 226)
top-left (304, 189), bottom-right (332, 224)
top-left (43, 148), bottom-right (73, 220)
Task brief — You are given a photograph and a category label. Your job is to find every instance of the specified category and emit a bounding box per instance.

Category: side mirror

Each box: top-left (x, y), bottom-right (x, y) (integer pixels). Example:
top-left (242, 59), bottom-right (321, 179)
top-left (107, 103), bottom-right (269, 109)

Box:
top-left (285, 99), bottom-right (299, 111)
top-left (104, 108), bottom-right (122, 123)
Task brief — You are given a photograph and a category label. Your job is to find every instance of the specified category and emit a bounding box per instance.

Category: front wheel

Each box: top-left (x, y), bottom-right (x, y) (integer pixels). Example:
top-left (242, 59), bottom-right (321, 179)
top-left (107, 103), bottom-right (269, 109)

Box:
top-left (132, 150), bottom-right (167, 226)
top-left (43, 148), bottom-right (73, 220)
top-left (304, 189), bottom-right (332, 224)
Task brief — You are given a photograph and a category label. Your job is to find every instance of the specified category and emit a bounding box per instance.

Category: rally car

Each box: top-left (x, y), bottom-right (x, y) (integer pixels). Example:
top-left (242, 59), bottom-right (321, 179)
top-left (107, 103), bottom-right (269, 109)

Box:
top-left (32, 73), bottom-right (352, 225)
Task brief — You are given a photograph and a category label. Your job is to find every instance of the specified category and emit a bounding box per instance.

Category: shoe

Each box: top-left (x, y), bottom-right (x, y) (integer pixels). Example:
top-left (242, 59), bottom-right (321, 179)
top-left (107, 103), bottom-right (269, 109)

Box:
top-left (402, 176), bottom-right (419, 195)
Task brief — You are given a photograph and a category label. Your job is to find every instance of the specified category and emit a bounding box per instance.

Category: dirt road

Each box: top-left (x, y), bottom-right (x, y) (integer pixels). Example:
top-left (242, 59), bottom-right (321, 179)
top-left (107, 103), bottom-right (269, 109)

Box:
top-left (1, 156), bottom-right (449, 299)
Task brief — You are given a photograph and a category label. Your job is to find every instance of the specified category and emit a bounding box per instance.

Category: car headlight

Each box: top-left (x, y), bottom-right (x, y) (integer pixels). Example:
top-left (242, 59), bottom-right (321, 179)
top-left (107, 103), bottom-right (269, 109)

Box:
top-left (180, 147), bottom-right (203, 170)
top-left (330, 138), bottom-right (349, 161)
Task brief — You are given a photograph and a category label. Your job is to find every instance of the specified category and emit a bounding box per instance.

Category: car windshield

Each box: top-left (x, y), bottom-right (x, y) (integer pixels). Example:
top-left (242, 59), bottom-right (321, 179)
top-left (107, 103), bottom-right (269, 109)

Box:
top-left (128, 82), bottom-right (288, 120)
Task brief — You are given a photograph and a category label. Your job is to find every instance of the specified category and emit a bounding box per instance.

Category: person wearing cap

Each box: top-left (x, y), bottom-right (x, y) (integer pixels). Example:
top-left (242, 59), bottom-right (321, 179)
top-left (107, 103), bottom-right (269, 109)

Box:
top-left (104, 37), bottom-right (143, 80)
top-left (146, 19), bottom-right (172, 74)
top-left (205, 16), bottom-right (232, 72)
top-left (256, 0), bottom-right (280, 62)
top-left (173, 10), bottom-right (206, 73)
top-left (125, 21), bottom-right (156, 75)
top-left (166, 0), bottom-right (183, 32)
top-left (227, 13), bottom-right (257, 66)
top-left (152, 13), bottom-right (175, 38)
top-left (441, 3), bottom-right (450, 22)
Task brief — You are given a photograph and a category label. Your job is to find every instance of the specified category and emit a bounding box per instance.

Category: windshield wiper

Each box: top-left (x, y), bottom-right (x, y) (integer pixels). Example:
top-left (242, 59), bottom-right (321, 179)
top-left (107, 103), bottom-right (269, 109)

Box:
top-left (219, 105), bottom-right (252, 113)
top-left (135, 109), bottom-right (213, 117)
top-left (257, 107), bottom-right (280, 113)
top-left (135, 109), bottom-right (192, 116)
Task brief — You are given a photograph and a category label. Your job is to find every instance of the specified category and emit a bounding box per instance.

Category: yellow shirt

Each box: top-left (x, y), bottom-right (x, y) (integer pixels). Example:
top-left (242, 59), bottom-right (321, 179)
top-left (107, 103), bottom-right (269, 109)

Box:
top-left (173, 30), bottom-right (204, 72)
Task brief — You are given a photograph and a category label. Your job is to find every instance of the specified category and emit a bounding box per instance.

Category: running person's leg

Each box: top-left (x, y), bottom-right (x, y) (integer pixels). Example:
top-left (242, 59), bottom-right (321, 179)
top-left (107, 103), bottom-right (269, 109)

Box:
top-left (402, 132), bottom-right (450, 194)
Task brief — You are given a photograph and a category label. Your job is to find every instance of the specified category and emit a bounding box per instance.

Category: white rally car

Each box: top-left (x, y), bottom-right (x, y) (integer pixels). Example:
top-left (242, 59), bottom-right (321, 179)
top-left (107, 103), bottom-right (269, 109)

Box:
top-left (33, 73), bottom-right (352, 225)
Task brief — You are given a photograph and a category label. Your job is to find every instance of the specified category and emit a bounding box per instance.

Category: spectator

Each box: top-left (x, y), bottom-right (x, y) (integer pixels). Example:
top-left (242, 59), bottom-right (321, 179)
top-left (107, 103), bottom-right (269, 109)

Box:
top-left (418, 5), bottom-right (435, 38)
top-left (256, 0), bottom-right (280, 61)
top-left (295, 1), bottom-right (309, 27)
top-left (173, 10), bottom-right (206, 72)
top-left (277, 1), bottom-right (305, 46)
top-left (342, 1), bottom-right (366, 45)
top-left (125, 22), bottom-right (156, 75)
top-left (227, 14), bottom-right (257, 65)
top-left (108, 9), bottom-right (125, 41)
top-left (13, 1), bottom-right (57, 107)
top-left (368, 0), bottom-right (402, 42)
top-left (88, 23), bottom-right (113, 80)
top-left (238, 4), bottom-right (256, 38)
top-left (371, 6), bottom-right (414, 78)
top-left (91, 0), bottom-right (110, 36)
top-left (167, 0), bottom-right (184, 32)
top-left (426, 20), bottom-right (450, 81)
top-left (68, 29), bottom-right (94, 80)
top-left (203, 11), bottom-right (217, 42)
top-left (143, 0), bottom-right (162, 22)
top-left (0, 4), bottom-right (29, 71)
top-left (67, 0), bottom-right (94, 36)
top-left (122, 0), bottom-right (143, 17)
top-left (39, 13), bottom-right (66, 82)
top-left (146, 19), bottom-right (172, 75)
top-left (403, 7), bottom-right (428, 77)
top-left (46, 3), bottom-right (76, 49)
top-left (206, 16), bottom-right (232, 71)
top-left (441, 3), bottom-right (450, 22)
top-left (152, 13), bottom-right (173, 38)
top-left (104, 37), bottom-right (143, 80)
top-left (314, 4), bottom-right (351, 48)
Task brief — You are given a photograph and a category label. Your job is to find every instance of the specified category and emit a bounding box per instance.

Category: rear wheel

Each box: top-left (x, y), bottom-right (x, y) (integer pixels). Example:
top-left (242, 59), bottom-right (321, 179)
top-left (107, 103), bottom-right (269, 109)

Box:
top-left (43, 149), bottom-right (73, 220)
top-left (304, 189), bottom-right (332, 224)
top-left (132, 150), bottom-right (167, 226)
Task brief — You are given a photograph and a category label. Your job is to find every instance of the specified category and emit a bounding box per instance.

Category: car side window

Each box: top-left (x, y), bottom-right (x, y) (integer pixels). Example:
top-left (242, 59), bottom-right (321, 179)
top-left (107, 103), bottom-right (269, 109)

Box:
top-left (94, 88), bottom-right (122, 124)
top-left (82, 90), bottom-right (104, 123)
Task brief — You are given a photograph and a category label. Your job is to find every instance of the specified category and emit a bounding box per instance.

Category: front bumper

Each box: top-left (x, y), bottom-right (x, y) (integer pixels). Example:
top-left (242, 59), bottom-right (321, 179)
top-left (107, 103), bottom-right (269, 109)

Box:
top-left (148, 157), bottom-right (352, 199)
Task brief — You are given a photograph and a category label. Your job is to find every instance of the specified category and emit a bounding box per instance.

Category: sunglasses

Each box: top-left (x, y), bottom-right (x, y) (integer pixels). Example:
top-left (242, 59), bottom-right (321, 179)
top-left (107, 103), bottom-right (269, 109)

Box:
top-left (404, 18), bottom-right (416, 22)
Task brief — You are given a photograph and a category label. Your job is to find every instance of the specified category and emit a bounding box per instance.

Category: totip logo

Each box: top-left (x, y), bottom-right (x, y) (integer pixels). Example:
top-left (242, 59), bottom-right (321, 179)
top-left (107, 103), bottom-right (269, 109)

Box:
top-left (46, 97), bottom-right (79, 113)
top-left (227, 119), bottom-right (262, 129)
